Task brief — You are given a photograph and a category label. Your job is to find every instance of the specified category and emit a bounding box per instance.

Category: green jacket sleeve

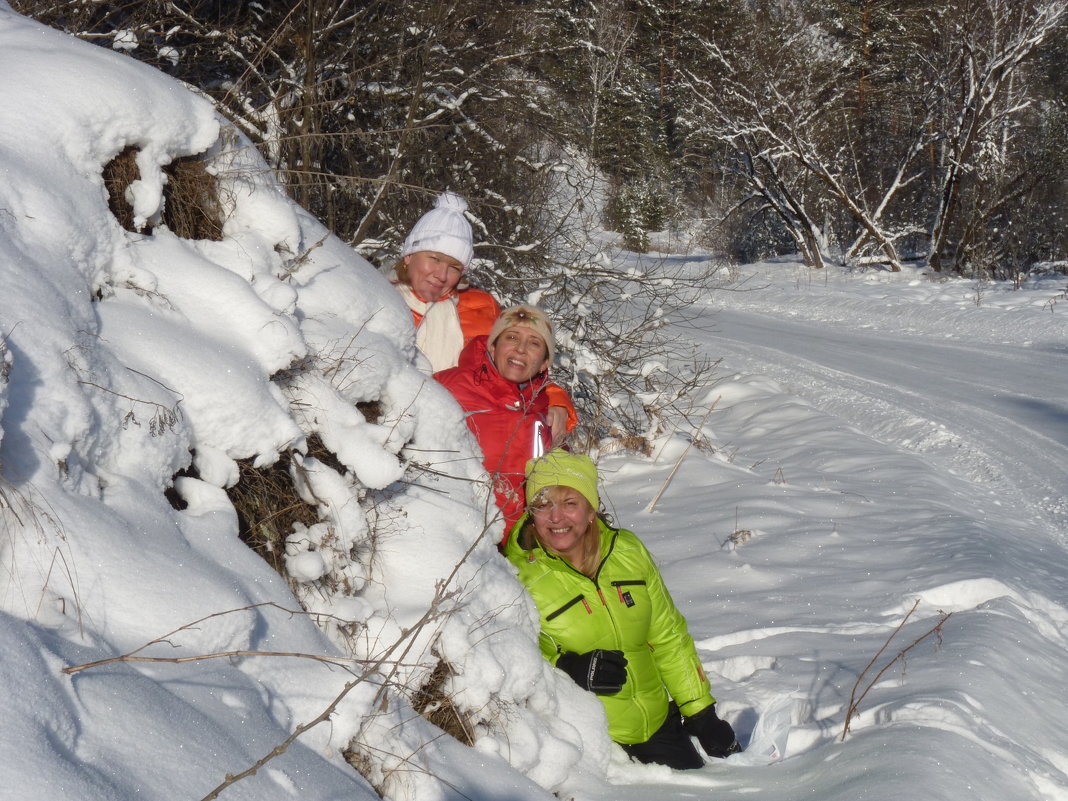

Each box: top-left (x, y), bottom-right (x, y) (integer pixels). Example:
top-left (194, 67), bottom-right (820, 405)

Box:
top-left (640, 539), bottom-right (715, 718)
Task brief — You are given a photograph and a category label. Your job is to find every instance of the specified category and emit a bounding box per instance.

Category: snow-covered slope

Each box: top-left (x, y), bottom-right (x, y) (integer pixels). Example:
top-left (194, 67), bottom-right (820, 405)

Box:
top-left (0, 8), bottom-right (606, 800)
top-left (581, 254), bottom-right (1068, 799)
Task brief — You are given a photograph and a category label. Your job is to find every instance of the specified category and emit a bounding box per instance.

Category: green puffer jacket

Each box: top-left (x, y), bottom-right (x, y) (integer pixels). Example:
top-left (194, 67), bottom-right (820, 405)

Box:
top-left (505, 517), bottom-right (715, 745)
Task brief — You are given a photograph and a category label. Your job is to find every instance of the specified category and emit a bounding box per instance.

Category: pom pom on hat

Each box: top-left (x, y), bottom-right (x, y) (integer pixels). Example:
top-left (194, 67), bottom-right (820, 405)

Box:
top-left (489, 304), bottom-right (556, 366)
top-left (525, 449), bottom-right (599, 511)
top-left (401, 192), bottom-right (474, 267)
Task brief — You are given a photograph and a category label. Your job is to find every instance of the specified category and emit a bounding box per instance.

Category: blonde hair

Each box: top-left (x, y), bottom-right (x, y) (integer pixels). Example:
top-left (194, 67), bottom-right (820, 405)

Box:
top-left (521, 486), bottom-right (601, 576)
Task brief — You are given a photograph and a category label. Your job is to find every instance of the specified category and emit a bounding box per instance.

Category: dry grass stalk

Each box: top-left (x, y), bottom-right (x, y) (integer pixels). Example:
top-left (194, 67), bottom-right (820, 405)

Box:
top-left (61, 602), bottom-right (379, 676)
top-left (841, 599), bottom-right (953, 740)
top-left (226, 454), bottom-right (320, 574)
top-left (102, 146), bottom-right (140, 232)
top-left (58, 599), bottom-right (447, 801)
top-left (102, 147), bottom-right (224, 239)
top-left (224, 433), bottom-right (346, 576)
top-left (356, 400), bottom-right (382, 424)
top-left (724, 529), bottom-right (753, 549)
top-left (162, 156), bottom-right (224, 241)
top-left (410, 658), bottom-right (474, 745)
top-left (644, 397), bottom-right (719, 513)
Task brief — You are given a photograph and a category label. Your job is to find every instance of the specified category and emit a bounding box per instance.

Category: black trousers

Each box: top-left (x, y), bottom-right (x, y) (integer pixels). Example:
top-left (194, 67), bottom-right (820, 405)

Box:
top-left (621, 703), bottom-right (705, 770)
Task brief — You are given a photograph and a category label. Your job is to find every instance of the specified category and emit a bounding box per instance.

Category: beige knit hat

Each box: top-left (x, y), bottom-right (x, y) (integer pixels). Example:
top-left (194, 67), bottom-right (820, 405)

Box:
top-left (488, 304), bottom-right (556, 365)
top-left (401, 192), bottom-right (474, 267)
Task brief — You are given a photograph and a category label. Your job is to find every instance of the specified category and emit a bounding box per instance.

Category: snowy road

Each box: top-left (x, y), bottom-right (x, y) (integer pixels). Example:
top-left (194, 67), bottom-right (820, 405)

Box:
top-left (698, 301), bottom-right (1068, 541)
top-left (591, 263), bottom-right (1068, 799)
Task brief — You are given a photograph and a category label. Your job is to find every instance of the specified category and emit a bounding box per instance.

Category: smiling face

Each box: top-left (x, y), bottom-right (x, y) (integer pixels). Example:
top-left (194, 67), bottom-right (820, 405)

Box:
top-left (530, 486), bottom-right (597, 565)
top-left (404, 250), bottom-right (464, 302)
top-left (489, 326), bottom-right (549, 384)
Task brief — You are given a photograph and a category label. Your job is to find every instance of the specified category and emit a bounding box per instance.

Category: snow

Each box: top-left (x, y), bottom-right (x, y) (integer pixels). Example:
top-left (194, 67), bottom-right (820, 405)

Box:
top-left (3, 6), bottom-right (1068, 801)
top-left (583, 253), bottom-right (1068, 799)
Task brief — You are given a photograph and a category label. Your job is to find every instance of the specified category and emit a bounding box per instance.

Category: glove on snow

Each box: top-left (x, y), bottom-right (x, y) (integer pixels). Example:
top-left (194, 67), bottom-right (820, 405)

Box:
top-left (684, 704), bottom-right (742, 758)
top-left (556, 649), bottom-right (628, 695)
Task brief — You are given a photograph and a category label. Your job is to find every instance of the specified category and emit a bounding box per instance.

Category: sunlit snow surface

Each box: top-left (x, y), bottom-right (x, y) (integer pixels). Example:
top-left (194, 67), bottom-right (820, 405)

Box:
top-left (591, 250), bottom-right (1068, 799)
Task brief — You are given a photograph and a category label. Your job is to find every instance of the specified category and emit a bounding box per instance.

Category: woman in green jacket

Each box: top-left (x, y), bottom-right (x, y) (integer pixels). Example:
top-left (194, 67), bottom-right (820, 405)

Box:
top-left (505, 449), bottom-right (741, 769)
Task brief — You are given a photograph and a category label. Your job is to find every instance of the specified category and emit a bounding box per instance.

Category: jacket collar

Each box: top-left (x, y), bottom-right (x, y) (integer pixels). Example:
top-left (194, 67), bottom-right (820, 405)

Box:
top-left (510, 518), bottom-right (619, 577)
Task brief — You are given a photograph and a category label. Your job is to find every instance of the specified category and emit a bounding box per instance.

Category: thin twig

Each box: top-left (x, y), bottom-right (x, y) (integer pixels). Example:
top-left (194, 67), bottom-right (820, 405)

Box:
top-left (63, 602), bottom-right (351, 675)
top-left (841, 600), bottom-right (953, 740)
top-left (63, 648), bottom-right (385, 675)
top-left (199, 519), bottom-right (494, 799)
top-left (644, 397), bottom-right (719, 513)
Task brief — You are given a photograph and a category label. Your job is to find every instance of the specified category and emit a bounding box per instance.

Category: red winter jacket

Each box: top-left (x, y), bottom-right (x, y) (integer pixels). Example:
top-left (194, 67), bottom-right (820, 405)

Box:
top-left (435, 336), bottom-right (552, 543)
top-left (407, 287), bottom-right (578, 433)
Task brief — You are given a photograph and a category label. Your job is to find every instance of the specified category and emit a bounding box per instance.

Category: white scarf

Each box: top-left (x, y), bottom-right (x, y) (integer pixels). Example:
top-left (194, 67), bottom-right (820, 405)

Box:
top-left (396, 284), bottom-right (465, 372)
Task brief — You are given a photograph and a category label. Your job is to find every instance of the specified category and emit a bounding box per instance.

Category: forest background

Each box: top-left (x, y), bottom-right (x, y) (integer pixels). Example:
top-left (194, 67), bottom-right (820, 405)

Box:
top-left (19, 0), bottom-right (1068, 434)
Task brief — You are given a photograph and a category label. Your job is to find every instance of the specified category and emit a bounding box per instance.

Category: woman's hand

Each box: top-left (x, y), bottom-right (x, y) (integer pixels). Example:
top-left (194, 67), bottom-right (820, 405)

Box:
top-left (547, 405), bottom-right (568, 446)
top-left (684, 704), bottom-right (741, 757)
top-left (555, 649), bottom-right (628, 694)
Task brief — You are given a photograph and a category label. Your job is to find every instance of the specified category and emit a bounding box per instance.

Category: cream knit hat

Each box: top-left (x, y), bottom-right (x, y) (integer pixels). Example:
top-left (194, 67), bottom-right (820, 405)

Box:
top-left (401, 192), bottom-right (474, 268)
top-left (489, 304), bottom-right (556, 366)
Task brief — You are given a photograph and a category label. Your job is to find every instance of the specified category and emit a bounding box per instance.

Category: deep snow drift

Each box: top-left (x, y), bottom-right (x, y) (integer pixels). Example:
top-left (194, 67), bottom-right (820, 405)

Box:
top-left (3, 6), bottom-right (1068, 801)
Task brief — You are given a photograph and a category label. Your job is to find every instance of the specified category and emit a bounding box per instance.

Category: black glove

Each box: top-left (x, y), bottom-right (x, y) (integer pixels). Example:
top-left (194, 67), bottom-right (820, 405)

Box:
top-left (555, 649), bottom-right (628, 695)
top-left (684, 704), bottom-right (742, 758)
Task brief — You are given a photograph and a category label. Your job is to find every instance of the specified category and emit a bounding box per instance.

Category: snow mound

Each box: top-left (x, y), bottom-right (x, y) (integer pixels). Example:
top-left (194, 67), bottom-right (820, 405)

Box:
top-left (0, 9), bottom-right (609, 800)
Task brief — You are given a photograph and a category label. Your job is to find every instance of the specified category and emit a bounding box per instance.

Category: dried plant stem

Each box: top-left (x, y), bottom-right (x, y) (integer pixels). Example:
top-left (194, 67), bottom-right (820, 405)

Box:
top-left (63, 602), bottom-right (354, 676)
top-left (199, 655), bottom-right (384, 801)
top-left (199, 564), bottom-right (465, 801)
top-left (841, 599), bottom-right (953, 740)
top-left (62, 523), bottom-right (491, 800)
top-left (64, 648), bottom-right (374, 675)
top-left (644, 397), bottom-right (718, 513)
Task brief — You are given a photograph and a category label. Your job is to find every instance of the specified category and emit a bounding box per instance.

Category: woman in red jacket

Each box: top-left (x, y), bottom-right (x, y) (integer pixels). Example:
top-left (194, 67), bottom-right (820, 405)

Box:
top-left (391, 193), bottom-right (576, 443)
top-left (434, 305), bottom-right (556, 545)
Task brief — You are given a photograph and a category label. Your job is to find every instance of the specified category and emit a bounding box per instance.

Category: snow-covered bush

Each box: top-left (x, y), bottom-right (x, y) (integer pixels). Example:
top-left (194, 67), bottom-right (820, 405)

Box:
top-left (0, 9), bottom-right (612, 799)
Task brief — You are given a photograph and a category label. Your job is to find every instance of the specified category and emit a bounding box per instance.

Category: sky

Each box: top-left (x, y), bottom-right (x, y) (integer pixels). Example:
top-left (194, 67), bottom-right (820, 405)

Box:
top-left (3, 5), bottom-right (1068, 801)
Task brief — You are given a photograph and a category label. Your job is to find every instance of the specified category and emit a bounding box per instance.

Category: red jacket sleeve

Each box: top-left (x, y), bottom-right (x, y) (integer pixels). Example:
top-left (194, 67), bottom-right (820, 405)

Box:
top-left (543, 382), bottom-right (578, 432)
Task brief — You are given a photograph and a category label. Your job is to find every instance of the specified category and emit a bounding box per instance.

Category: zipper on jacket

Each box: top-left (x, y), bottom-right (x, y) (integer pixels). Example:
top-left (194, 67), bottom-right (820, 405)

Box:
top-left (611, 579), bottom-right (646, 604)
top-left (546, 594), bottom-right (590, 621)
top-left (546, 527), bottom-right (628, 640)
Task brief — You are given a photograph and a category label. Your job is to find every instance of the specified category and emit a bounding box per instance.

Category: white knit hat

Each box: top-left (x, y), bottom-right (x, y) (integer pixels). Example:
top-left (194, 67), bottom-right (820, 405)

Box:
top-left (401, 192), bottom-right (474, 268)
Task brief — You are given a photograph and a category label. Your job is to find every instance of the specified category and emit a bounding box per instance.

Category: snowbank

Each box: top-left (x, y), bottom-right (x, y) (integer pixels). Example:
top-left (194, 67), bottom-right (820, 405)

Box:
top-left (0, 8), bottom-right (610, 800)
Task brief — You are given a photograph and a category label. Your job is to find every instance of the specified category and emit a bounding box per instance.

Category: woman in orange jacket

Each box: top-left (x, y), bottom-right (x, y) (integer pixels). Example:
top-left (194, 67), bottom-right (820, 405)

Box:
top-left (392, 192), bottom-right (576, 443)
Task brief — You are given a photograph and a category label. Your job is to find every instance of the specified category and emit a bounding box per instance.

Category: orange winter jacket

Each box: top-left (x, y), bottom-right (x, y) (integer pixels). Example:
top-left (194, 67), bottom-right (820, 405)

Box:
top-left (407, 287), bottom-right (578, 432)
top-left (409, 286), bottom-right (501, 348)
